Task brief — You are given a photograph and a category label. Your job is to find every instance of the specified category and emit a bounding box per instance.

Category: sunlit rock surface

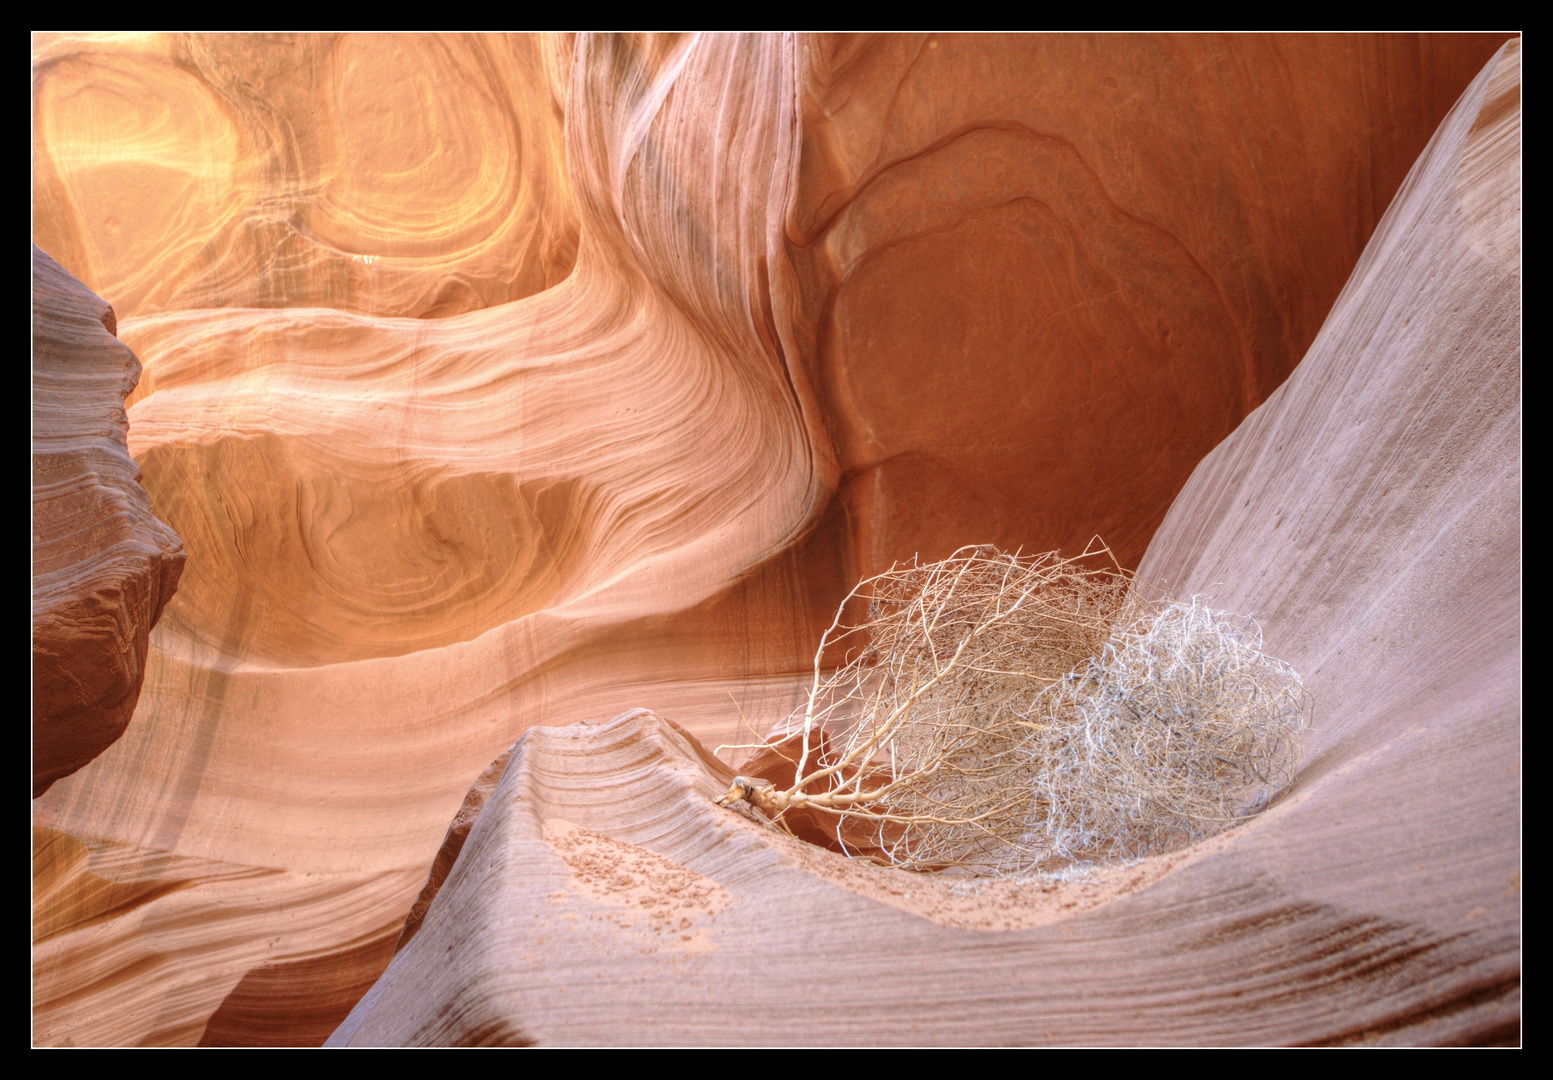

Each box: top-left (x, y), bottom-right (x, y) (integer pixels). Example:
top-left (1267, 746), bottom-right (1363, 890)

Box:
top-left (31, 33), bottom-right (578, 320)
top-left (34, 33), bottom-right (832, 1048)
top-left (32, 33), bottom-right (1516, 1046)
top-left (336, 38), bottom-right (1521, 1046)
top-left (32, 245), bottom-right (185, 798)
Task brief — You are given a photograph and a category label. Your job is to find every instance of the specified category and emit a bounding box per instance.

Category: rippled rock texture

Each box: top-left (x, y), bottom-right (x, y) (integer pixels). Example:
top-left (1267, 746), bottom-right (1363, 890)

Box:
top-left (32, 33), bottom-right (1516, 1045)
top-left (338, 38), bottom-right (1522, 1046)
top-left (32, 33), bottom-right (579, 321)
top-left (32, 245), bottom-right (185, 798)
top-left (790, 34), bottom-right (1510, 574)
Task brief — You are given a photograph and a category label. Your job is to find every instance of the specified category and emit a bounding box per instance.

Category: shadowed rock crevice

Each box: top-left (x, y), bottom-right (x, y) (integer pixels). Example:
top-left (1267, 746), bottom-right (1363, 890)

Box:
top-left (32, 244), bottom-right (186, 797)
top-left (197, 929), bottom-right (399, 1047)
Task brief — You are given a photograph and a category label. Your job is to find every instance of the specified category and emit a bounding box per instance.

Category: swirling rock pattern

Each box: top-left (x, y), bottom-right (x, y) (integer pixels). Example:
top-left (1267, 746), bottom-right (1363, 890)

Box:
top-left (788, 33), bottom-right (1509, 574)
top-left (32, 33), bottom-right (1515, 1045)
top-left (336, 39), bottom-right (1521, 1045)
top-left (32, 245), bottom-right (185, 798)
top-left (34, 33), bottom-right (832, 1048)
top-left (32, 33), bottom-right (578, 320)
top-left (333, 692), bottom-right (1513, 1045)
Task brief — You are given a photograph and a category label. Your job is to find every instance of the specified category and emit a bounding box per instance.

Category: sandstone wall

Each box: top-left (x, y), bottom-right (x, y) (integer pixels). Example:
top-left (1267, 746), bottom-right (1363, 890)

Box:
top-left (32, 244), bottom-right (185, 797)
top-left (789, 34), bottom-right (1508, 573)
top-left (329, 40), bottom-right (1520, 1045)
top-left (32, 33), bottom-right (579, 320)
top-left (32, 32), bottom-right (1515, 1045)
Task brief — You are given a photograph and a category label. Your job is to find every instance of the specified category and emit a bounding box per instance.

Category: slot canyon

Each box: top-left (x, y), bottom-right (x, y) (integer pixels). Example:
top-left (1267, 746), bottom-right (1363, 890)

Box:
top-left (32, 32), bottom-right (1520, 1046)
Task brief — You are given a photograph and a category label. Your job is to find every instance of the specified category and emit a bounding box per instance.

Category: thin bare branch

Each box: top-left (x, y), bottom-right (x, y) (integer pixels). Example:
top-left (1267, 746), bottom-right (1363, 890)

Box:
top-left (716, 546), bottom-right (1309, 876)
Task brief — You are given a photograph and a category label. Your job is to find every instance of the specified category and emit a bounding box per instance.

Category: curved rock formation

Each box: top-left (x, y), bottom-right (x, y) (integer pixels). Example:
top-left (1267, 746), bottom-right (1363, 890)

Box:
top-left (333, 692), bottom-right (1510, 1045)
top-left (1132, 36), bottom-right (1522, 1038)
top-left (335, 37), bottom-right (1521, 1045)
top-left (34, 34), bottom-right (829, 1048)
top-left (788, 33), bottom-right (1510, 574)
top-left (31, 33), bottom-right (578, 320)
top-left (32, 33), bottom-right (1516, 1046)
top-left (32, 244), bottom-right (185, 798)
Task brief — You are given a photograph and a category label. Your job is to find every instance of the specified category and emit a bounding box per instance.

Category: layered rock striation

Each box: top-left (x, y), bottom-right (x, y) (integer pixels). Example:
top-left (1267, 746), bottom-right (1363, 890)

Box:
top-left (32, 244), bottom-right (185, 798)
top-left (35, 34), bottom-right (830, 1047)
top-left (337, 37), bottom-right (1522, 1046)
top-left (31, 33), bottom-right (579, 321)
top-left (788, 33), bottom-right (1510, 574)
top-left (32, 32), bottom-right (1516, 1046)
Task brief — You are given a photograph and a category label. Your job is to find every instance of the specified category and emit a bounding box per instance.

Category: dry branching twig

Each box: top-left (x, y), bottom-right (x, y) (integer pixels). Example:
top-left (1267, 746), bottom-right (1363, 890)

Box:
top-left (717, 542), bottom-right (1309, 876)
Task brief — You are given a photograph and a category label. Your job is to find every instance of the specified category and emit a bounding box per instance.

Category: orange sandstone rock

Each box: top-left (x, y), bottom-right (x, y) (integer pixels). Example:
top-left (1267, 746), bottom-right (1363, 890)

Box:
top-left (31, 245), bottom-right (184, 797)
top-left (33, 34), bottom-right (825, 1047)
top-left (31, 33), bottom-right (578, 321)
top-left (790, 33), bottom-right (1509, 575)
top-left (31, 32), bottom-right (1517, 1046)
top-left (335, 39), bottom-right (1519, 1045)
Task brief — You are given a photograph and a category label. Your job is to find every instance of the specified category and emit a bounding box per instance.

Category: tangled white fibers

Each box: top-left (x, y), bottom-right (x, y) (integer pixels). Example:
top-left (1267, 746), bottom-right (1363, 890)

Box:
top-left (717, 544), bottom-right (1311, 876)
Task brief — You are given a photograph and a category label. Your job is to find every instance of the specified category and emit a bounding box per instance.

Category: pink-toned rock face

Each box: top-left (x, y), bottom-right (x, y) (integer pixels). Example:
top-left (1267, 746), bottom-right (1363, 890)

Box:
top-left (32, 33), bottom-right (1517, 1046)
top-left (334, 39), bottom-right (1520, 1046)
top-left (32, 245), bottom-right (185, 798)
top-left (789, 34), bottom-right (1508, 575)
top-left (34, 35), bottom-right (832, 1047)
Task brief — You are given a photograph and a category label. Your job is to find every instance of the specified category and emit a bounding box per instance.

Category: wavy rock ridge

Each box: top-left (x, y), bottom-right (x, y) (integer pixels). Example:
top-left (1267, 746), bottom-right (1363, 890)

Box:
top-left (32, 33), bottom-right (579, 320)
top-left (32, 244), bottom-right (185, 798)
top-left (32, 33), bottom-right (1515, 1045)
top-left (339, 38), bottom-right (1522, 1045)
